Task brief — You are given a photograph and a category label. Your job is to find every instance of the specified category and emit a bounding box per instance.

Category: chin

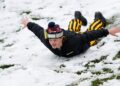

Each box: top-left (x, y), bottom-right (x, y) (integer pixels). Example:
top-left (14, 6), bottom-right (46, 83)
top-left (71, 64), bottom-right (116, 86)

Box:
top-left (52, 46), bottom-right (59, 49)
top-left (52, 46), bottom-right (57, 49)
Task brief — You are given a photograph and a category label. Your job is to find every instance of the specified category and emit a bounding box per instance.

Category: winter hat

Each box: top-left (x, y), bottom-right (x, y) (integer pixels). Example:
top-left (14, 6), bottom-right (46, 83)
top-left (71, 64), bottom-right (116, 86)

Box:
top-left (47, 22), bottom-right (63, 39)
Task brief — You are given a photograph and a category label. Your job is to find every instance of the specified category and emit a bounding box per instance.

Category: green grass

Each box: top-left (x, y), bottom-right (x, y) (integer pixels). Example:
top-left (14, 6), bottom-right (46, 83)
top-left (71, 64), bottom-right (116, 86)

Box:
top-left (59, 64), bottom-right (66, 68)
top-left (91, 71), bottom-right (102, 75)
top-left (91, 75), bottom-right (116, 86)
top-left (31, 17), bottom-right (41, 20)
top-left (66, 83), bottom-right (78, 86)
top-left (118, 67), bottom-right (120, 70)
top-left (113, 51), bottom-right (120, 60)
top-left (85, 55), bottom-right (108, 69)
top-left (0, 64), bottom-right (14, 69)
top-left (0, 39), bottom-right (4, 43)
top-left (20, 10), bottom-right (31, 15)
top-left (16, 28), bottom-right (21, 32)
top-left (76, 71), bottom-right (82, 75)
top-left (102, 68), bottom-right (113, 73)
top-left (4, 43), bottom-right (14, 47)
top-left (114, 39), bottom-right (120, 42)
top-left (92, 79), bottom-right (103, 86)
top-left (116, 74), bottom-right (120, 79)
top-left (91, 55), bottom-right (108, 63)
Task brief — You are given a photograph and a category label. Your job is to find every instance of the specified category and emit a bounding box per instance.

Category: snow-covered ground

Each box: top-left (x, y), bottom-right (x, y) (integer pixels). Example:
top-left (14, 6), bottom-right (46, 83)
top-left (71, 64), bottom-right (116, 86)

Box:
top-left (0, 0), bottom-right (120, 86)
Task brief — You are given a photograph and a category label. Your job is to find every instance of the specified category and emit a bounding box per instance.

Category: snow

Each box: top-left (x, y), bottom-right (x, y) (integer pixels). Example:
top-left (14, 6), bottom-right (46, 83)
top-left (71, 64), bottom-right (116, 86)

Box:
top-left (0, 0), bottom-right (120, 86)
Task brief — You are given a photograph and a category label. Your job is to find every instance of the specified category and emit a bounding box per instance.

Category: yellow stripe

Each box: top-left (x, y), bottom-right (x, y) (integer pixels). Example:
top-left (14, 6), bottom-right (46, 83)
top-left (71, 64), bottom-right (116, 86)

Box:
top-left (76, 19), bottom-right (82, 32)
top-left (73, 19), bottom-right (77, 31)
top-left (91, 20), bottom-right (101, 30)
top-left (76, 19), bottom-right (80, 32)
top-left (79, 19), bottom-right (82, 31)
top-left (68, 20), bottom-right (73, 31)
top-left (87, 21), bottom-right (95, 31)
top-left (95, 22), bottom-right (103, 30)
top-left (76, 19), bottom-right (79, 31)
top-left (90, 40), bottom-right (97, 46)
top-left (44, 30), bottom-right (48, 39)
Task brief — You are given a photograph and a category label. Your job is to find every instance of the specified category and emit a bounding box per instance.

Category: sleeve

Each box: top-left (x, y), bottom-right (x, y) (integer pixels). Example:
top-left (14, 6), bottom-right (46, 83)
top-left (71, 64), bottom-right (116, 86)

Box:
top-left (80, 29), bottom-right (109, 43)
top-left (27, 22), bottom-right (46, 42)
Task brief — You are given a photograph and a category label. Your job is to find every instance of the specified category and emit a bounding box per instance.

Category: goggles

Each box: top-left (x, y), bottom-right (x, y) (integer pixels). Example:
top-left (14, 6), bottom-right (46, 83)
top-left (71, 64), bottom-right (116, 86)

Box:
top-left (48, 31), bottom-right (63, 39)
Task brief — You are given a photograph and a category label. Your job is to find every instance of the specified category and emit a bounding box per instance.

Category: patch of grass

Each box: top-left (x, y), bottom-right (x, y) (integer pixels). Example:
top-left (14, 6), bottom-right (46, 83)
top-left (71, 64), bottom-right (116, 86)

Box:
top-left (54, 64), bottom-right (66, 73)
top-left (16, 28), bottom-right (21, 32)
top-left (102, 75), bottom-right (115, 81)
top-left (114, 39), bottom-right (120, 42)
top-left (4, 43), bottom-right (14, 47)
top-left (92, 71), bottom-right (102, 75)
top-left (116, 74), bottom-right (120, 79)
top-left (54, 69), bottom-right (63, 73)
top-left (92, 79), bottom-right (103, 86)
top-left (113, 51), bottom-right (120, 60)
top-left (103, 68), bottom-right (113, 73)
top-left (66, 83), bottom-right (78, 86)
top-left (84, 55), bottom-right (108, 69)
top-left (118, 67), bottom-right (120, 70)
top-left (31, 16), bottom-right (41, 20)
top-left (20, 10), bottom-right (31, 15)
top-left (104, 62), bottom-right (113, 64)
top-left (84, 62), bottom-right (95, 69)
top-left (91, 59), bottom-right (100, 63)
top-left (59, 64), bottom-right (66, 68)
top-left (84, 62), bottom-right (90, 68)
top-left (91, 55), bottom-right (108, 63)
top-left (92, 68), bottom-right (113, 75)
top-left (80, 78), bottom-right (89, 81)
top-left (75, 70), bottom-right (88, 75)
top-left (0, 39), bottom-right (4, 43)
top-left (76, 71), bottom-right (82, 75)
top-left (91, 75), bottom-right (116, 86)
top-left (30, 14), bottom-right (54, 21)
top-left (0, 64), bottom-right (14, 69)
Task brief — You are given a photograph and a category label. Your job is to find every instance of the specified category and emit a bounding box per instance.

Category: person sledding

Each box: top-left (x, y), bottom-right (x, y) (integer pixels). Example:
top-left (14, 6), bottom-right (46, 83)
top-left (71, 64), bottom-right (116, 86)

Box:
top-left (21, 12), bottom-right (120, 57)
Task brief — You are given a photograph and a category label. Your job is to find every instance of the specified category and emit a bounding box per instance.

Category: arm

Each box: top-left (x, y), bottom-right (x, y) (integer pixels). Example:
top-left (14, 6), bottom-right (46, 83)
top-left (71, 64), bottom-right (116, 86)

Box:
top-left (27, 22), bottom-right (45, 39)
top-left (21, 17), bottom-right (45, 41)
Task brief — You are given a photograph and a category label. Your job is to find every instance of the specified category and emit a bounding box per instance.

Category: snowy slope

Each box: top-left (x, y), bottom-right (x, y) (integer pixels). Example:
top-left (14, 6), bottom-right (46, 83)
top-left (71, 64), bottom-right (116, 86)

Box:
top-left (0, 0), bottom-right (120, 86)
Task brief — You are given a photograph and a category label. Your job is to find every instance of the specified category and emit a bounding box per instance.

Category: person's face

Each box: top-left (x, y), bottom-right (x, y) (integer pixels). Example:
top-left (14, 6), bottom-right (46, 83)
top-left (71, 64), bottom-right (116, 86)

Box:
top-left (49, 37), bottom-right (63, 49)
